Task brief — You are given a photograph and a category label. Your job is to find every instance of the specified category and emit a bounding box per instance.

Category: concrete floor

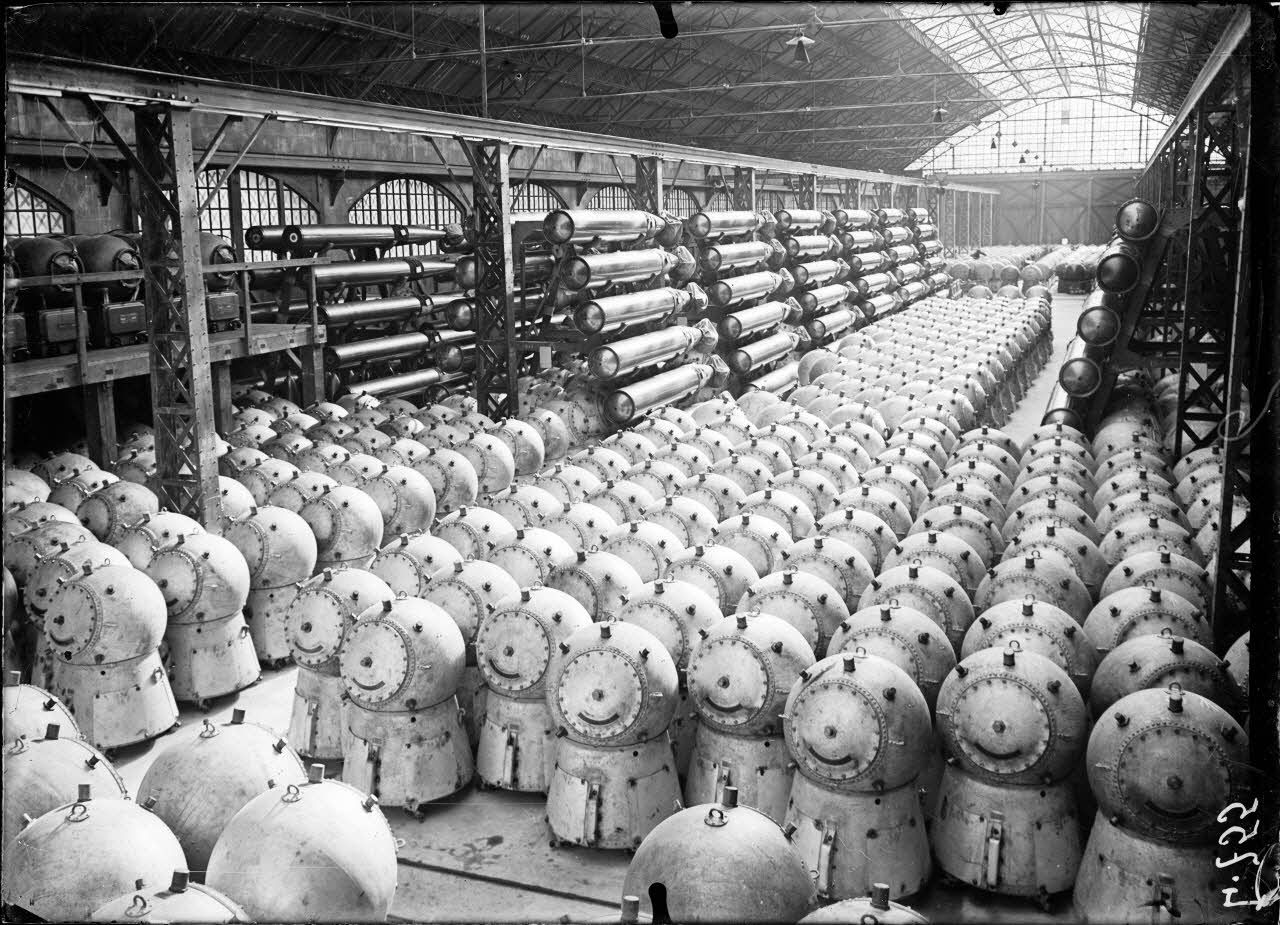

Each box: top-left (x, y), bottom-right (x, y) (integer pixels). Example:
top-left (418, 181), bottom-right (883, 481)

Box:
top-left (114, 290), bottom-right (1089, 924)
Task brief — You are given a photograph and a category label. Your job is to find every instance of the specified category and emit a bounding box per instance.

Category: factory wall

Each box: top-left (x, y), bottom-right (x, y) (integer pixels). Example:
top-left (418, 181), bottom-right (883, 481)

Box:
top-left (948, 169), bottom-right (1139, 245)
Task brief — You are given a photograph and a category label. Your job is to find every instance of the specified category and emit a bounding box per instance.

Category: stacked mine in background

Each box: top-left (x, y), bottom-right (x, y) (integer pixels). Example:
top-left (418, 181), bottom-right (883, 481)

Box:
top-left (512, 207), bottom-right (713, 438)
top-left (1044, 199), bottom-right (1164, 428)
top-left (246, 222), bottom-right (473, 401)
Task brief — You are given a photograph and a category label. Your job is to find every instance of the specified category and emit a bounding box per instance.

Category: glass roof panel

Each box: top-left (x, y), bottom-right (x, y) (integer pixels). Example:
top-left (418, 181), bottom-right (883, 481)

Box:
top-left (896, 1), bottom-right (1167, 173)
top-left (908, 97), bottom-right (1167, 174)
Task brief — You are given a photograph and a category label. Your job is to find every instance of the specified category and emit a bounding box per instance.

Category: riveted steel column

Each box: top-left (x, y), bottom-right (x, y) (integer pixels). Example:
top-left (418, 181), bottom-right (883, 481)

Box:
top-left (463, 138), bottom-right (519, 419)
top-left (135, 105), bottom-right (222, 528)
top-left (1207, 57), bottom-right (1252, 647)
top-left (797, 173), bottom-right (817, 210)
top-left (732, 167), bottom-right (756, 212)
top-left (1246, 7), bottom-right (1278, 851)
top-left (965, 192), bottom-right (975, 253)
top-left (634, 156), bottom-right (663, 216)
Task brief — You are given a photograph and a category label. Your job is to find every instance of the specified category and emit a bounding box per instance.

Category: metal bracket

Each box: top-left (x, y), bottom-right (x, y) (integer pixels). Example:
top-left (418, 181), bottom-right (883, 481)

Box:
top-left (502, 730), bottom-right (517, 786)
top-left (608, 155), bottom-right (642, 210)
top-left (423, 134), bottom-right (472, 213)
top-left (194, 114), bottom-right (243, 175)
top-left (327, 168), bottom-right (348, 209)
top-left (983, 812), bottom-right (1005, 889)
top-left (815, 824), bottom-right (836, 898)
top-left (1145, 872), bottom-right (1180, 920)
top-left (510, 143), bottom-right (548, 211)
top-left (583, 783), bottom-right (601, 845)
top-left (198, 114), bottom-right (272, 214)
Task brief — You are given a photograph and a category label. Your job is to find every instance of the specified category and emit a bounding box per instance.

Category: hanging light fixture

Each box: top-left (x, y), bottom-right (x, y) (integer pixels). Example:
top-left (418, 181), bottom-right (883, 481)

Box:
top-left (1018, 153), bottom-right (1026, 165)
top-left (785, 29), bottom-right (816, 64)
top-left (990, 136), bottom-right (998, 149)
top-left (930, 76), bottom-right (947, 124)
top-left (501, 59), bottom-right (526, 94)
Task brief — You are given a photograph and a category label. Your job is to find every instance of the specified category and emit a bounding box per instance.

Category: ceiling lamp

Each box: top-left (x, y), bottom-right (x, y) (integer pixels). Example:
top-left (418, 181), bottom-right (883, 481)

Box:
top-left (1018, 153), bottom-right (1026, 165)
top-left (502, 59), bottom-right (526, 93)
top-left (933, 106), bottom-right (948, 124)
top-left (786, 30), bottom-right (816, 64)
top-left (990, 136), bottom-right (998, 149)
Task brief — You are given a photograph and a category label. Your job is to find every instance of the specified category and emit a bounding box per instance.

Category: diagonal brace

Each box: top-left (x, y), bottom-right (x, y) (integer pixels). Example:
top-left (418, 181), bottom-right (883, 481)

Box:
top-left (199, 114), bottom-right (273, 214)
top-left (75, 94), bottom-right (179, 222)
top-left (38, 97), bottom-right (124, 195)
top-left (423, 134), bottom-right (472, 212)
top-left (511, 144), bottom-right (548, 210)
top-left (195, 114), bottom-right (244, 175)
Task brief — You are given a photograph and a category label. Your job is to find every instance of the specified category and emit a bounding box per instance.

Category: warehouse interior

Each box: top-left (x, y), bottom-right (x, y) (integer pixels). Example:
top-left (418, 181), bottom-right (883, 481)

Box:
top-left (2, 3), bottom-right (1276, 923)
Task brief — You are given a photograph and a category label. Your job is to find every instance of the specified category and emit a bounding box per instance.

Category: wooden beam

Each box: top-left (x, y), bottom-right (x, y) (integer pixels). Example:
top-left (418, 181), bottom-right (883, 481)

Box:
top-left (82, 381), bottom-right (118, 467)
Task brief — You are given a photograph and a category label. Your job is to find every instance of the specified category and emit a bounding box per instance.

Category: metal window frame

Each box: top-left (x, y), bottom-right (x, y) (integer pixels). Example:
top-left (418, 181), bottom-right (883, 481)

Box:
top-left (3, 171), bottom-right (73, 236)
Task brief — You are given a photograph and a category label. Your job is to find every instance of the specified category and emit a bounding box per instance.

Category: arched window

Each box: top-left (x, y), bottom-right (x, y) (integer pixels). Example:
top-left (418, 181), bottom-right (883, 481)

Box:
top-left (586, 185), bottom-right (637, 210)
top-left (511, 180), bottom-right (565, 215)
top-left (663, 187), bottom-right (701, 218)
top-left (197, 169), bottom-right (318, 259)
top-left (4, 173), bottom-right (72, 236)
top-left (704, 190), bottom-right (734, 211)
top-left (349, 178), bottom-right (465, 257)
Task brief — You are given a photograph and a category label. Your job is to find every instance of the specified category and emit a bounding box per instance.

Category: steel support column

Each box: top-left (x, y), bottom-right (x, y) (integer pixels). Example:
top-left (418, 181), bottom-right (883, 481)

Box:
top-left (1246, 3), bottom-right (1278, 863)
top-left (1206, 60), bottom-right (1252, 649)
top-left (732, 167), bottom-right (756, 211)
top-left (1173, 97), bottom-right (1246, 460)
top-left (1093, 25), bottom-right (1252, 644)
top-left (797, 173), bottom-right (817, 210)
top-left (462, 138), bottom-right (519, 419)
top-left (134, 105), bottom-right (222, 528)
top-left (634, 156), bottom-right (663, 216)
top-left (945, 191), bottom-right (956, 250)
top-left (964, 191), bottom-right (974, 253)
